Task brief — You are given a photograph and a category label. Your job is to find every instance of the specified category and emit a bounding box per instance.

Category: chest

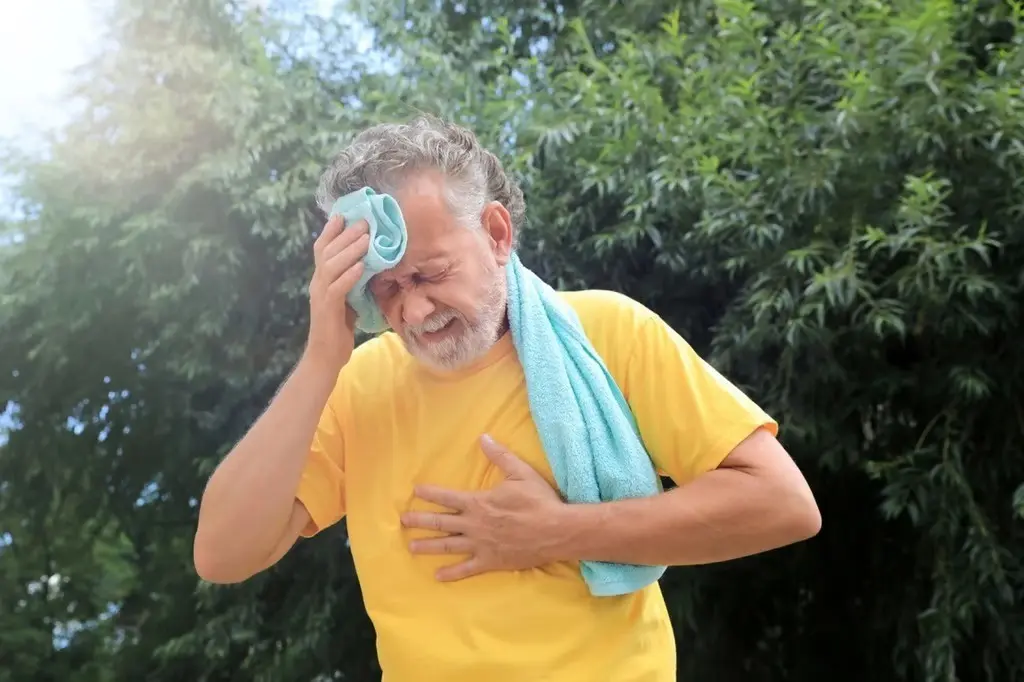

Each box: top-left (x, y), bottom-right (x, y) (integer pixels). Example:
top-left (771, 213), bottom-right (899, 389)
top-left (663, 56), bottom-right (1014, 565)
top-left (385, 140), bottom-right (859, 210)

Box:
top-left (342, 368), bottom-right (558, 519)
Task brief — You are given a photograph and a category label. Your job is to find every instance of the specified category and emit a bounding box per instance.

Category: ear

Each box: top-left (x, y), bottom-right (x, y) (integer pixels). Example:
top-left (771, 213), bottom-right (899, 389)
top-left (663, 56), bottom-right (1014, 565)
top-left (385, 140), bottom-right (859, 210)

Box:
top-left (480, 201), bottom-right (514, 265)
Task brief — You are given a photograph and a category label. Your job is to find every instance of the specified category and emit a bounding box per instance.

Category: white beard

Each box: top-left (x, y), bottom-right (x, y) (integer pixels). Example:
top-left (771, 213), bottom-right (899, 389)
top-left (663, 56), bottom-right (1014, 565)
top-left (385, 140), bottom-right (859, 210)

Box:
top-left (400, 273), bottom-right (507, 372)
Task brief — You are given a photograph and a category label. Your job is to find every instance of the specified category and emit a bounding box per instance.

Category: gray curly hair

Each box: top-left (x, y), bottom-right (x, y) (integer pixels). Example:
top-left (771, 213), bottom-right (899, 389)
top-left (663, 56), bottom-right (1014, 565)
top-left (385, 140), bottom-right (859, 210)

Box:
top-left (314, 115), bottom-right (526, 245)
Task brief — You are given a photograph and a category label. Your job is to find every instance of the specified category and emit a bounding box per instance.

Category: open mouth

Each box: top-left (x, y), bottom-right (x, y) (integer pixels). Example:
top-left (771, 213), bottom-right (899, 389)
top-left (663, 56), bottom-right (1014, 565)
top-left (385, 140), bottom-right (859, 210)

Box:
top-left (420, 317), bottom-right (458, 340)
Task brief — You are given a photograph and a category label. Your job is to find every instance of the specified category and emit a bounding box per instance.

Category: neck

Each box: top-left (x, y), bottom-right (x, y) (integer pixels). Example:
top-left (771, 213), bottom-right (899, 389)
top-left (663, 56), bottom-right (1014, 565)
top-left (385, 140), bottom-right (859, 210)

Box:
top-left (496, 309), bottom-right (510, 338)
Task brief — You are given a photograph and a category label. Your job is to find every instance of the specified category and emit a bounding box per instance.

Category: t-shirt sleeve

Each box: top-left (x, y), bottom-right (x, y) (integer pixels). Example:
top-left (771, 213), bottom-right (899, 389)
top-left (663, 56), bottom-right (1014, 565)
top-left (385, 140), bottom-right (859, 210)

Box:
top-left (624, 313), bottom-right (779, 486)
top-left (295, 398), bottom-right (347, 537)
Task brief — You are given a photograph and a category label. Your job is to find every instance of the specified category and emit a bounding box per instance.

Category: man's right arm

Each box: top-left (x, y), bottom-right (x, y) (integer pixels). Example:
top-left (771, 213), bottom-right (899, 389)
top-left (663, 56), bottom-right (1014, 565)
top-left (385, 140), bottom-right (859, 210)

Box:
top-left (192, 352), bottom-right (338, 584)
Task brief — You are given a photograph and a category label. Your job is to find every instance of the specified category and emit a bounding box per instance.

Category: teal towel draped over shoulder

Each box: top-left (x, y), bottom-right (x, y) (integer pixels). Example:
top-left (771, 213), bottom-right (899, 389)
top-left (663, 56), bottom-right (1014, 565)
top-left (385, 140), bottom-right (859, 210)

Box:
top-left (330, 188), bottom-right (666, 597)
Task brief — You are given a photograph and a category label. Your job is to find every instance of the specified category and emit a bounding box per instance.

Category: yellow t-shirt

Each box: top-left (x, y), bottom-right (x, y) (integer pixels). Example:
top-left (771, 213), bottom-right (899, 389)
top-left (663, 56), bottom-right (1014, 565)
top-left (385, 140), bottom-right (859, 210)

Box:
top-left (296, 289), bottom-right (777, 682)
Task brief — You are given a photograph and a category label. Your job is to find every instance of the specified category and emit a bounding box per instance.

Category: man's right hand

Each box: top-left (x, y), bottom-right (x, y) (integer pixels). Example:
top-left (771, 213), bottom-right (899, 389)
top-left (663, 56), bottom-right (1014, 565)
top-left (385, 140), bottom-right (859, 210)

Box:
top-left (306, 214), bottom-right (371, 371)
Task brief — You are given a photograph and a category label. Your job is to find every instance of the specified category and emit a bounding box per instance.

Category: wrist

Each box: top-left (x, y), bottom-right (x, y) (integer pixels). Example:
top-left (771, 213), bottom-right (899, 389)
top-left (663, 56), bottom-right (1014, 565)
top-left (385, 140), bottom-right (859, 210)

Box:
top-left (299, 344), bottom-right (344, 377)
top-left (294, 349), bottom-right (343, 399)
top-left (545, 501), bottom-right (610, 563)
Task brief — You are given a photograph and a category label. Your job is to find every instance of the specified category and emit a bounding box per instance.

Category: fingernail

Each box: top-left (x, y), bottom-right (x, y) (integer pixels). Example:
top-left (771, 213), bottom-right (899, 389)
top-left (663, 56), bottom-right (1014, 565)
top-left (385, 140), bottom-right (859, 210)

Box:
top-left (481, 433), bottom-right (494, 446)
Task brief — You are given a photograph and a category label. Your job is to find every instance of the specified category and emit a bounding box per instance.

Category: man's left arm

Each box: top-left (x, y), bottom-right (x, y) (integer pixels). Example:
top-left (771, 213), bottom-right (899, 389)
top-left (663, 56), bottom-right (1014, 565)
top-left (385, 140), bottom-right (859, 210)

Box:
top-left (546, 309), bottom-right (820, 567)
top-left (550, 426), bottom-right (821, 567)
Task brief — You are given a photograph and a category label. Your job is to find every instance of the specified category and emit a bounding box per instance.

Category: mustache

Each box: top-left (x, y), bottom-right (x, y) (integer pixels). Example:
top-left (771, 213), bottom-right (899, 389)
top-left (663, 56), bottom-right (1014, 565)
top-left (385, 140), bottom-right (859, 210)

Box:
top-left (405, 308), bottom-right (463, 336)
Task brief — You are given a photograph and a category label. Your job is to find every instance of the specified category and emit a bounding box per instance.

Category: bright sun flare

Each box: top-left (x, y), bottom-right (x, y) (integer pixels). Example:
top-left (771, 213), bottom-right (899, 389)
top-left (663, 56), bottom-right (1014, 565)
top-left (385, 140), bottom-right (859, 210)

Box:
top-left (0, 0), bottom-right (101, 140)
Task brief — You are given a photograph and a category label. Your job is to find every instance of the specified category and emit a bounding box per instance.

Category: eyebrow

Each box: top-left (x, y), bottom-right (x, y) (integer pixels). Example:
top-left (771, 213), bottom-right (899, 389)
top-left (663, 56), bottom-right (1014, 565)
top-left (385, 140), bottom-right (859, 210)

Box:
top-left (372, 256), bottom-right (452, 282)
top-left (416, 255), bottom-right (452, 268)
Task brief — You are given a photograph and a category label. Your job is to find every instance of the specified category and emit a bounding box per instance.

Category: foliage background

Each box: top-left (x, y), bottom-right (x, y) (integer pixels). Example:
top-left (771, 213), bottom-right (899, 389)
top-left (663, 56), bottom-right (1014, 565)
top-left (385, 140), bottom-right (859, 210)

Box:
top-left (1, 0), bottom-right (1023, 680)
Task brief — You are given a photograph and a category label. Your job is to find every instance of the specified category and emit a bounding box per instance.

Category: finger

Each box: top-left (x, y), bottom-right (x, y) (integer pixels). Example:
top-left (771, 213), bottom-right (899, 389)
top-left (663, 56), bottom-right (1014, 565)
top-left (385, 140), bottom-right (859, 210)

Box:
top-left (400, 511), bottom-right (471, 534)
top-left (436, 557), bottom-right (487, 582)
top-left (412, 484), bottom-right (474, 512)
top-left (322, 218), bottom-right (369, 261)
top-left (480, 434), bottom-right (538, 480)
top-left (321, 233), bottom-right (370, 284)
top-left (324, 261), bottom-right (365, 302)
top-left (313, 214), bottom-right (344, 254)
top-left (409, 535), bottom-right (474, 556)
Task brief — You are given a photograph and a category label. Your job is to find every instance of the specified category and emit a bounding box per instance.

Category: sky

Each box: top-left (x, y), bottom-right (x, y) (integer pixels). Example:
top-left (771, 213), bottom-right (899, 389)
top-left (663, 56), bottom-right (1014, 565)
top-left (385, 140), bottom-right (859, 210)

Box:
top-left (0, 0), bottom-right (348, 219)
top-left (0, 0), bottom-right (341, 148)
top-left (0, 0), bottom-right (104, 147)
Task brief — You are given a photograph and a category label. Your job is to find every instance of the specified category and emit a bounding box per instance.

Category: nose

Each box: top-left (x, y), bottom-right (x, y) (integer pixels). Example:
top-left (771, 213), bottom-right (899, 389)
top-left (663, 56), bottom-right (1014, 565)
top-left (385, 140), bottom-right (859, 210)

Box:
top-left (400, 290), bottom-right (436, 328)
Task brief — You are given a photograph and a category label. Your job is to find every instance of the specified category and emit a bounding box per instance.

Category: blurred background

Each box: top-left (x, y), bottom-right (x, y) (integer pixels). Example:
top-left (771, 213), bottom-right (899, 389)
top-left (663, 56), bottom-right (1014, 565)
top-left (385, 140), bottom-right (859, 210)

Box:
top-left (1, 0), bottom-right (1022, 680)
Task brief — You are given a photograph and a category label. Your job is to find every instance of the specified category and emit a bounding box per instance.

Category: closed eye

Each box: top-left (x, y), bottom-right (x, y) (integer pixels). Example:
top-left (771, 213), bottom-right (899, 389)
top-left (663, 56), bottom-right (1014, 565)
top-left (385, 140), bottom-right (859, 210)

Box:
top-left (414, 267), bottom-right (450, 284)
top-left (371, 265), bottom-right (451, 296)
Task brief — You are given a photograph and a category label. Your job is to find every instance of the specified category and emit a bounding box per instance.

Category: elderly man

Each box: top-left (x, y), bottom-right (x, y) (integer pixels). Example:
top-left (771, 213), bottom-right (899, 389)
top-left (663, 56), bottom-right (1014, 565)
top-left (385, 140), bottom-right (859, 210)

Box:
top-left (192, 116), bottom-right (821, 682)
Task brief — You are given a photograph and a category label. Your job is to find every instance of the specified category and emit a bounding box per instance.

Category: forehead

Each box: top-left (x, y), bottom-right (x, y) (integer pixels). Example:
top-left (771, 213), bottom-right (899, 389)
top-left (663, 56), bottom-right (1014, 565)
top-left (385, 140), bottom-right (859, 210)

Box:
top-left (387, 172), bottom-right (474, 270)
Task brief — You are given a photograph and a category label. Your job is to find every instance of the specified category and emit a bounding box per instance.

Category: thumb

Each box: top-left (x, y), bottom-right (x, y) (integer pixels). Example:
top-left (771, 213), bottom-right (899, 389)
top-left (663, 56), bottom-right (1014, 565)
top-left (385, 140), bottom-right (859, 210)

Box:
top-left (480, 434), bottom-right (536, 480)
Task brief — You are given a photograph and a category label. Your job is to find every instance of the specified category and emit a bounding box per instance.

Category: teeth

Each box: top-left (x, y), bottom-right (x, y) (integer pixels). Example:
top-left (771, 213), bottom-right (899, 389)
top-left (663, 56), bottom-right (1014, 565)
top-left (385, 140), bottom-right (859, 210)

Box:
top-left (415, 315), bottom-right (454, 334)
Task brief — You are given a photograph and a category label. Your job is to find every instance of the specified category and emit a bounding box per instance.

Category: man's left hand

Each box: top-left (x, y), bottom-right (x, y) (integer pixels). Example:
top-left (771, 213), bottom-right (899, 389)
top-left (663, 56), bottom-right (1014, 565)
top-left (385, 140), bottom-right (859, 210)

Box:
top-left (401, 434), bottom-right (567, 582)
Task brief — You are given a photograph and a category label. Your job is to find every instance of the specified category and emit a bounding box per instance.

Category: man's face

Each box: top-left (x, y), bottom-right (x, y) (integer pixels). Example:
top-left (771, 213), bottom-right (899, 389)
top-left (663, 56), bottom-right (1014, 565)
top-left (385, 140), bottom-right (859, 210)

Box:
top-left (368, 172), bottom-right (513, 371)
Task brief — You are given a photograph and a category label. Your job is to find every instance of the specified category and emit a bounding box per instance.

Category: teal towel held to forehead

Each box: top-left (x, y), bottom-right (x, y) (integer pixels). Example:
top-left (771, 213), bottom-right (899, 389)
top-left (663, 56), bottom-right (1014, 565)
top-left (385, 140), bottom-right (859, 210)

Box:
top-left (330, 187), bottom-right (407, 333)
top-left (329, 187), bottom-right (666, 597)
